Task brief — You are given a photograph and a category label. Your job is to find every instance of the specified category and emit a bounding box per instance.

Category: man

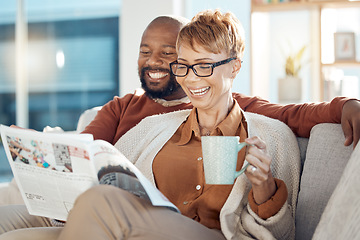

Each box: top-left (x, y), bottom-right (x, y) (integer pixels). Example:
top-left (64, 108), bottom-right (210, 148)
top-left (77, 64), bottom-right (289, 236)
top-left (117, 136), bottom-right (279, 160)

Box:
top-left (83, 15), bottom-right (360, 147)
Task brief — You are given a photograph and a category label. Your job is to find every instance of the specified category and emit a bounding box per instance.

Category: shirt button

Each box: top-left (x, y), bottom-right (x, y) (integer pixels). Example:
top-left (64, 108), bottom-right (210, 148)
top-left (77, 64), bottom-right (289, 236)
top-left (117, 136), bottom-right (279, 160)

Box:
top-left (197, 157), bottom-right (202, 161)
top-left (183, 201), bottom-right (188, 205)
top-left (196, 185), bottom-right (201, 191)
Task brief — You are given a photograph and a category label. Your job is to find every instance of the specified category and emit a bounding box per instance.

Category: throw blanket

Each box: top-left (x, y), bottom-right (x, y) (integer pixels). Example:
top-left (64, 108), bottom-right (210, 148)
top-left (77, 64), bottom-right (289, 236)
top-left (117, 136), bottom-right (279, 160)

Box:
top-left (115, 110), bottom-right (301, 240)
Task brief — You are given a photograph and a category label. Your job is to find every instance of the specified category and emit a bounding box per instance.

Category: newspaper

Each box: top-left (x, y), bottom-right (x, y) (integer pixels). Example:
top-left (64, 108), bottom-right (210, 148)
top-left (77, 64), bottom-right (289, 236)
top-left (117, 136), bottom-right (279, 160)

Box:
top-left (0, 125), bottom-right (179, 221)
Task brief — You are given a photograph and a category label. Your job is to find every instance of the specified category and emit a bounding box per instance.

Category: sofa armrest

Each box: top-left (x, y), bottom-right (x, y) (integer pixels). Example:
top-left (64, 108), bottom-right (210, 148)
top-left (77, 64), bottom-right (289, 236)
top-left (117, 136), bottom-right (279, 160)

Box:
top-left (76, 106), bottom-right (102, 133)
top-left (295, 123), bottom-right (353, 240)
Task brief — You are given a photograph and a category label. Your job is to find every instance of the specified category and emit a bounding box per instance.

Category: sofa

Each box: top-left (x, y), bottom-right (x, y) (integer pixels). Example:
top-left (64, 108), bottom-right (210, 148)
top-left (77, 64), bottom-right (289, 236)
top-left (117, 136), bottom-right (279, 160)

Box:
top-left (0, 107), bottom-right (354, 240)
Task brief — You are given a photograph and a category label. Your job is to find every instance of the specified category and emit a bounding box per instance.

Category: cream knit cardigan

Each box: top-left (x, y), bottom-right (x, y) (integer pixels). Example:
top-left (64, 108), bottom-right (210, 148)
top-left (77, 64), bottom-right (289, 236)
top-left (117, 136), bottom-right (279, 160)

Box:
top-left (115, 109), bottom-right (301, 240)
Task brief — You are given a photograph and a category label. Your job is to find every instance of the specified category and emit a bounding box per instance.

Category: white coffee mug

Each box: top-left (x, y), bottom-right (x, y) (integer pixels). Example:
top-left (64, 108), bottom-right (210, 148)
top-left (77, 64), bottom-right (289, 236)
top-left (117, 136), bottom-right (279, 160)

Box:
top-left (201, 136), bottom-right (250, 184)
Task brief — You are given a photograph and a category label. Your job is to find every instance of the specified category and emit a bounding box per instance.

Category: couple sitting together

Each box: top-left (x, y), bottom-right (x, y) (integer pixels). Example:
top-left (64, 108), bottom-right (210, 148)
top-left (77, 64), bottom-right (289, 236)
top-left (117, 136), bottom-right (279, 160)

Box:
top-left (1, 9), bottom-right (360, 240)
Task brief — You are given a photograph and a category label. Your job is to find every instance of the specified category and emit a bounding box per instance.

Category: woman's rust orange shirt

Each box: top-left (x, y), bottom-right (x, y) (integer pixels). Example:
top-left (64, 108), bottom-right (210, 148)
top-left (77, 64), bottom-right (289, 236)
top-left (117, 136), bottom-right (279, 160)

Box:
top-left (153, 102), bottom-right (287, 230)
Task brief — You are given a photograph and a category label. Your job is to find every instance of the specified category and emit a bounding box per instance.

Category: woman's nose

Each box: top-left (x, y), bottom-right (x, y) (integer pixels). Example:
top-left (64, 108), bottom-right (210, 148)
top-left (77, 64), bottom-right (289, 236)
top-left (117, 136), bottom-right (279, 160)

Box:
top-left (184, 68), bottom-right (201, 82)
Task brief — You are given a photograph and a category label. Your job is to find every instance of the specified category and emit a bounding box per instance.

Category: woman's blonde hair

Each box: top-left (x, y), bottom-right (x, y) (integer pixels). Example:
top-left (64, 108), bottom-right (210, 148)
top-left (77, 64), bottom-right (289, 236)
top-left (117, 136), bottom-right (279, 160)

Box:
top-left (176, 9), bottom-right (245, 59)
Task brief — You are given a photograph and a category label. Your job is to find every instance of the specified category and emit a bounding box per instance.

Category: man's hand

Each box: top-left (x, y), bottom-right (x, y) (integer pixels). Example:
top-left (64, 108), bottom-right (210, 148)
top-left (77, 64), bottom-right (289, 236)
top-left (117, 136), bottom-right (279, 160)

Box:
top-left (341, 100), bottom-right (360, 148)
top-left (10, 125), bottom-right (23, 129)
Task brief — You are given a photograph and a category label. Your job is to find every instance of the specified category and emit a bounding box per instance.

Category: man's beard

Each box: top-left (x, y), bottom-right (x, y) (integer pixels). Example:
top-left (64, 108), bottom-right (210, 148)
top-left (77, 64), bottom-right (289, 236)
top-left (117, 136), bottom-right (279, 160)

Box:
top-left (139, 67), bottom-right (182, 99)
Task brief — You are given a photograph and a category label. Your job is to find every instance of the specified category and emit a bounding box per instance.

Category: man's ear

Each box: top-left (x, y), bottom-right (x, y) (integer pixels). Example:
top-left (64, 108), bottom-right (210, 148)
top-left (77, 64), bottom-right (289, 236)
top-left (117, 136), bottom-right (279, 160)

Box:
top-left (231, 58), bottom-right (242, 78)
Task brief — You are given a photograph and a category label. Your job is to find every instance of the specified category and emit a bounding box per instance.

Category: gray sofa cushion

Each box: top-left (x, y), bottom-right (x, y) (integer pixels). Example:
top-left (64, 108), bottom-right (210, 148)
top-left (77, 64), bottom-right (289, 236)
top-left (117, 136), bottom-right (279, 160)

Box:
top-left (295, 123), bottom-right (353, 240)
top-left (297, 137), bottom-right (308, 169)
top-left (312, 140), bottom-right (360, 239)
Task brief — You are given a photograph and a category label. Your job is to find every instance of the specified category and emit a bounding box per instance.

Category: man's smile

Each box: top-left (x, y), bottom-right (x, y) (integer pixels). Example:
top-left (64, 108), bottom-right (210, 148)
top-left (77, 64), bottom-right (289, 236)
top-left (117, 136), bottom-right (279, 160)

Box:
top-left (148, 71), bottom-right (169, 81)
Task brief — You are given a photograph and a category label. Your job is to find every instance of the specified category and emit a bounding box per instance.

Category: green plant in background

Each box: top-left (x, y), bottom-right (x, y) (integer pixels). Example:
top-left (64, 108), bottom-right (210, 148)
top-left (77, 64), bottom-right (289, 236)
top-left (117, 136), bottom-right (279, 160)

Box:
top-left (285, 45), bottom-right (307, 77)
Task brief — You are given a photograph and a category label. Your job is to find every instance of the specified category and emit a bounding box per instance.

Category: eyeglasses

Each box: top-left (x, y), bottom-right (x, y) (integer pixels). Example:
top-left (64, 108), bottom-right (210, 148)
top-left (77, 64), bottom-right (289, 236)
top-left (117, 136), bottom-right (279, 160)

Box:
top-left (170, 57), bottom-right (238, 77)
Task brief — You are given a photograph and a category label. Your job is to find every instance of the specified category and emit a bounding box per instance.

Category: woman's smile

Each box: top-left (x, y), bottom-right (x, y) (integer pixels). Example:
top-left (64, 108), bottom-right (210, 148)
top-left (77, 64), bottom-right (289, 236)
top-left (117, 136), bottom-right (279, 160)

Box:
top-left (188, 86), bottom-right (210, 97)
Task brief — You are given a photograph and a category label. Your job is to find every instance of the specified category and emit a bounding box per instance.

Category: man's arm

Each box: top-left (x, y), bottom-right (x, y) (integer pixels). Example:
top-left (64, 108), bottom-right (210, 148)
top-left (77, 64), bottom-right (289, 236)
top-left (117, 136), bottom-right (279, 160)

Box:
top-left (81, 96), bottom-right (124, 144)
top-left (234, 93), bottom-right (359, 147)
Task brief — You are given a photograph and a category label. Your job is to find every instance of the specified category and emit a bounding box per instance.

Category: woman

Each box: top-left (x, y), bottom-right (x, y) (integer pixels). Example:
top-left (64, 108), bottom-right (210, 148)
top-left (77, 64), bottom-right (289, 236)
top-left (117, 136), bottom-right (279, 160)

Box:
top-left (53, 9), bottom-right (300, 240)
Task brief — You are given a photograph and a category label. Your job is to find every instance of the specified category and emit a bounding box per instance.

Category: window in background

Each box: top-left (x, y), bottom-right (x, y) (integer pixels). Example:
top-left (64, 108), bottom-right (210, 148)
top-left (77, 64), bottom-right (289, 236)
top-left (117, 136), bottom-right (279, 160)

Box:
top-left (0, 0), bottom-right (120, 131)
top-left (25, 0), bottom-right (120, 131)
top-left (25, 17), bottom-right (119, 130)
top-left (0, 0), bottom-right (120, 183)
top-left (0, 1), bottom-right (16, 183)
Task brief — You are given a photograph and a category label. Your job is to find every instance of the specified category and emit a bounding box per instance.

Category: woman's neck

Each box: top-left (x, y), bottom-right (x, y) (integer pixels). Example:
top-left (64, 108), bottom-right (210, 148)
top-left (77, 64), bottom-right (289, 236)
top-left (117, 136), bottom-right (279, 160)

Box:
top-left (197, 97), bottom-right (234, 135)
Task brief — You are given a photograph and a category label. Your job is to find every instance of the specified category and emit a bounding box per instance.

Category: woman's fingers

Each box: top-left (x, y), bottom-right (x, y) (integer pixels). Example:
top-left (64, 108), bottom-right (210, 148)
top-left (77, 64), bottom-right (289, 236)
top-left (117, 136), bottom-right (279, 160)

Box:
top-left (245, 136), bottom-right (267, 152)
top-left (244, 137), bottom-right (272, 184)
top-left (244, 136), bottom-right (277, 204)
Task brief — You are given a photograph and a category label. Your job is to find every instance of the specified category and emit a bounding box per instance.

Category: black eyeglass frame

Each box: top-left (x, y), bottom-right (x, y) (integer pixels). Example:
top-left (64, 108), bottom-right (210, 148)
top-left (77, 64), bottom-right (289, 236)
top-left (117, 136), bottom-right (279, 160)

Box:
top-left (170, 57), bottom-right (240, 77)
